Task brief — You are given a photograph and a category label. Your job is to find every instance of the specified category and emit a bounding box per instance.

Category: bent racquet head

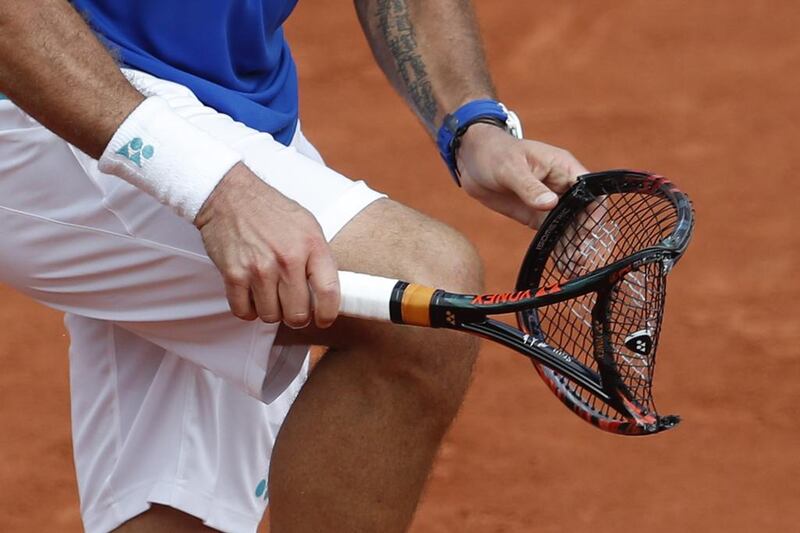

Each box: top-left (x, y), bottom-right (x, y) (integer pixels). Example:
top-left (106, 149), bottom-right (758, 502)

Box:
top-left (336, 169), bottom-right (693, 436)
top-left (515, 170), bottom-right (694, 435)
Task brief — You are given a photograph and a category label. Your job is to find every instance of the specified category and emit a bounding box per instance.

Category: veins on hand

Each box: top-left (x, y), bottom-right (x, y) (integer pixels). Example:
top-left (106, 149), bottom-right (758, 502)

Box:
top-left (376, 0), bottom-right (437, 128)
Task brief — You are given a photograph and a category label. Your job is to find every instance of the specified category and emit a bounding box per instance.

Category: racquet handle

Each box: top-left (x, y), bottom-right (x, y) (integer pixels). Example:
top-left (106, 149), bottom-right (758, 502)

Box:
top-left (337, 271), bottom-right (399, 322)
top-left (338, 271), bottom-right (438, 326)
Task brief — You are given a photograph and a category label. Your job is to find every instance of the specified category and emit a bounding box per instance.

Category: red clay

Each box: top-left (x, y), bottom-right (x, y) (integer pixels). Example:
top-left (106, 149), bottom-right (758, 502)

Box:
top-left (1, 1), bottom-right (798, 531)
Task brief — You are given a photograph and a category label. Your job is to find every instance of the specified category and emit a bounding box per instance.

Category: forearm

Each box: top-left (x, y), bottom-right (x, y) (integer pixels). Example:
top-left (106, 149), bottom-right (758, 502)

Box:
top-left (0, 0), bottom-right (143, 158)
top-left (355, 0), bottom-right (495, 136)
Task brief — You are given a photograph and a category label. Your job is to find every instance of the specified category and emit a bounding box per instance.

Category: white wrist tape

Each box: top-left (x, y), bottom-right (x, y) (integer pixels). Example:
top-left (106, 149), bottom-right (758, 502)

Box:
top-left (99, 96), bottom-right (243, 222)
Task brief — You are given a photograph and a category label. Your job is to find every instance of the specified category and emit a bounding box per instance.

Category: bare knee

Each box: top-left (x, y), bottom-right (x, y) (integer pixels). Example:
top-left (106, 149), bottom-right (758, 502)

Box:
top-left (378, 220), bottom-right (482, 409)
top-left (284, 200), bottom-right (484, 424)
top-left (338, 203), bottom-right (483, 420)
top-left (332, 199), bottom-right (484, 295)
top-left (315, 317), bottom-right (476, 432)
top-left (400, 220), bottom-right (484, 295)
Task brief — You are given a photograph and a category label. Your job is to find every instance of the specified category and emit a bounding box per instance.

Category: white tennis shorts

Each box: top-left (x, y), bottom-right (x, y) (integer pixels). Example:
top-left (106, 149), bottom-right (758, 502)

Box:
top-left (0, 71), bottom-right (385, 532)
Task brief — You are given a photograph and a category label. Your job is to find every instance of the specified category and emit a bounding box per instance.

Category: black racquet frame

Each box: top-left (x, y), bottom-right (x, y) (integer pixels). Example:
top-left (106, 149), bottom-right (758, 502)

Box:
top-left (339, 170), bottom-right (694, 435)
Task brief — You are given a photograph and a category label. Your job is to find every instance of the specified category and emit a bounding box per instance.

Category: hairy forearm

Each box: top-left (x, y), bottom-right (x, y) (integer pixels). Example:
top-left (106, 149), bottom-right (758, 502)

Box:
top-left (0, 0), bottom-right (142, 158)
top-left (355, 0), bottom-right (496, 136)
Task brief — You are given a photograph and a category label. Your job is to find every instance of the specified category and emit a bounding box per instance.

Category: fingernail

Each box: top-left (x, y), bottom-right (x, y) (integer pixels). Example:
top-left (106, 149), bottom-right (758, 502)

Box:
top-left (533, 192), bottom-right (558, 208)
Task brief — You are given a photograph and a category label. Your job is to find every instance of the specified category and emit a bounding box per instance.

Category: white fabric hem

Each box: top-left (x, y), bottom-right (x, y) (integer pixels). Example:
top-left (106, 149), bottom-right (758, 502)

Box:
top-left (82, 479), bottom-right (264, 533)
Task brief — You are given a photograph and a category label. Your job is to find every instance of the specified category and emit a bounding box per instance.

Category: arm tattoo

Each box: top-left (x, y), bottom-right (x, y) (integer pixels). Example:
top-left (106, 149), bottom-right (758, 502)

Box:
top-left (375, 0), bottom-right (438, 127)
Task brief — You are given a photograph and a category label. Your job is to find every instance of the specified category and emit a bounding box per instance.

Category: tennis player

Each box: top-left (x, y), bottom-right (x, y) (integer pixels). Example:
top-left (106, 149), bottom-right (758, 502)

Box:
top-left (0, 1), bottom-right (586, 531)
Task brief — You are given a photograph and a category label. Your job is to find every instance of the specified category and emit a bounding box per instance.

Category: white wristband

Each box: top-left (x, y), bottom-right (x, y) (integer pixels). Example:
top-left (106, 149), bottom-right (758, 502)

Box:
top-left (99, 96), bottom-right (243, 222)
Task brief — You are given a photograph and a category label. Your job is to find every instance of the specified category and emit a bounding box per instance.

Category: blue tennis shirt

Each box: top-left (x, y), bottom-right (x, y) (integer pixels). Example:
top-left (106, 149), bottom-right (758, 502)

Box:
top-left (72, 0), bottom-right (300, 145)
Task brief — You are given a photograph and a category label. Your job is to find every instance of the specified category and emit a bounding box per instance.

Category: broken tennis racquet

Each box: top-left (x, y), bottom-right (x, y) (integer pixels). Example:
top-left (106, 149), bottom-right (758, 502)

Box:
top-left (337, 169), bottom-right (694, 435)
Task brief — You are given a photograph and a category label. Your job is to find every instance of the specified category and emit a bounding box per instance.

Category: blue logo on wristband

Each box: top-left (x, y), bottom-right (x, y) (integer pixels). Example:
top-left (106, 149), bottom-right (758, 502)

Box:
top-left (117, 137), bottom-right (155, 167)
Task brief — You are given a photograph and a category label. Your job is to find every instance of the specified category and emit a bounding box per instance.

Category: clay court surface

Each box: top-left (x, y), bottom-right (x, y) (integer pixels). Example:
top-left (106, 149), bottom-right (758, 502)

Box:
top-left (1, 1), bottom-right (797, 531)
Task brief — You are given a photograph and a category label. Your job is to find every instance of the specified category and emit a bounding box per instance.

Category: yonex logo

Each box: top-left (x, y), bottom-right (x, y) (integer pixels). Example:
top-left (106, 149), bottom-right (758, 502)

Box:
top-left (116, 137), bottom-right (155, 167)
top-left (624, 330), bottom-right (653, 356)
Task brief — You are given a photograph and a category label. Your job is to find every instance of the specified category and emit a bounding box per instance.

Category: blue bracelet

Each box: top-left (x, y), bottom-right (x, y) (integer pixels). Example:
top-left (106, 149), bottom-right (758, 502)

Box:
top-left (436, 99), bottom-right (523, 186)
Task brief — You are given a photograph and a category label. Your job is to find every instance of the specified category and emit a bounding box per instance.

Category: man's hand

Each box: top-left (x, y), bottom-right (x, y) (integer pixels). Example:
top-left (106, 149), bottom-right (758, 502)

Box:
top-left (456, 123), bottom-right (588, 229)
top-left (194, 163), bottom-right (340, 328)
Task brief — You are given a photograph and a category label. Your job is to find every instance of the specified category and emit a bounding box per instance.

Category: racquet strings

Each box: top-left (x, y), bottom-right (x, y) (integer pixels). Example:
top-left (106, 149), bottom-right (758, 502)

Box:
top-left (532, 186), bottom-right (679, 420)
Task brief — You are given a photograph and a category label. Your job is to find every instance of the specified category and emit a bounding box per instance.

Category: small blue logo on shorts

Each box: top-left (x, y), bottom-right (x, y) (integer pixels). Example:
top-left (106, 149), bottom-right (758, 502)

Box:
top-left (255, 478), bottom-right (268, 500)
top-left (116, 137), bottom-right (155, 167)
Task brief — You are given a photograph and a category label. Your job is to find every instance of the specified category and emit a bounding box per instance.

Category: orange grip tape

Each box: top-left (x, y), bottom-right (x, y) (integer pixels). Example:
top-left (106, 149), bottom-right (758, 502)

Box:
top-left (400, 284), bottom-right (436, 327)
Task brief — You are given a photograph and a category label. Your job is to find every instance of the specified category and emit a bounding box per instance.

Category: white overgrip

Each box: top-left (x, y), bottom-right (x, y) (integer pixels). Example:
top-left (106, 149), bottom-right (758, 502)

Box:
top-left (337, 271), bottom-right (399, 322)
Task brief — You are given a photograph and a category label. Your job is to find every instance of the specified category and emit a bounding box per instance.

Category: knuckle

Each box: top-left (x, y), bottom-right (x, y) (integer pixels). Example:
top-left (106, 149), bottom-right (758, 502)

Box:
top-left (552, 148), bottom-right (573, 166)
top-left (224, 268), bottom-right (250, 287)
top-left (275, 250), bottom-right (305, 270)
top-left (306, 231), bottom-right (328, 250)
top-left (315, 278), bottom-right (340, 298)
top-left (251, 259), bottom-right (277, 279)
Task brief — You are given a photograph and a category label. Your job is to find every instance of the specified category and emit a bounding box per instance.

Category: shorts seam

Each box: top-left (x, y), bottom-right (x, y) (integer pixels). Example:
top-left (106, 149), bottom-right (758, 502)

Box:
top-left (0, 204), bottom-right (211, 264)
top-left (174, 365), bottom-right (194, 489)
top-left (109, 325), bottom-right (124, 499)
top-left (65, 144), bottom-right (137, 236)
top-left (91, 323), bottom-right (126, 519)
top-left (2, 99), bottom-right (134, 238)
